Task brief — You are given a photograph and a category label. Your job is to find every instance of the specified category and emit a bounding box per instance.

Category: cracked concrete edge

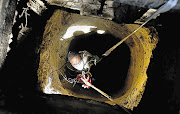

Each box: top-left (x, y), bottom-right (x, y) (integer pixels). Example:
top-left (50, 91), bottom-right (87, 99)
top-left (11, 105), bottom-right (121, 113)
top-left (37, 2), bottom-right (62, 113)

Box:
top-left (0, 0), bottom-right (17, 69)
top-left (45, 0), bottom-right (115, 19)
top-left (45, 0), bottom-right (180, 20)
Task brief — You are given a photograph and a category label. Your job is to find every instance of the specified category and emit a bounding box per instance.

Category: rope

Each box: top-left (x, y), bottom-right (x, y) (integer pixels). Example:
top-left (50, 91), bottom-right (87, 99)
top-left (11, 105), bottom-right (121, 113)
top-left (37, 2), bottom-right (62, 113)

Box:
top-left (102, 0), bottom-right (174, 57)
top-left (80, 73), bottom-right (131, 114)
top-left (103, 21), bottom-right (147, 57)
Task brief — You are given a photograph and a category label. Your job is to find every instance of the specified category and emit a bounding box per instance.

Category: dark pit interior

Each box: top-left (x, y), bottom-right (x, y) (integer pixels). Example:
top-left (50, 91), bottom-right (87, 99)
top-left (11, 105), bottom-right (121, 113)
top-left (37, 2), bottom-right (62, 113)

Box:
top-left (68, 32), bottom-right (130, 95)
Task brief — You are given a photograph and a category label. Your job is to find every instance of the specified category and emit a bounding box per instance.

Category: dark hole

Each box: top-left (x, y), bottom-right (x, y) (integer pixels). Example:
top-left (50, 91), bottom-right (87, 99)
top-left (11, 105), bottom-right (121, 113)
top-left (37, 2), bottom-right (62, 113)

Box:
top-left (68, 32), bottom-right (130, 95)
